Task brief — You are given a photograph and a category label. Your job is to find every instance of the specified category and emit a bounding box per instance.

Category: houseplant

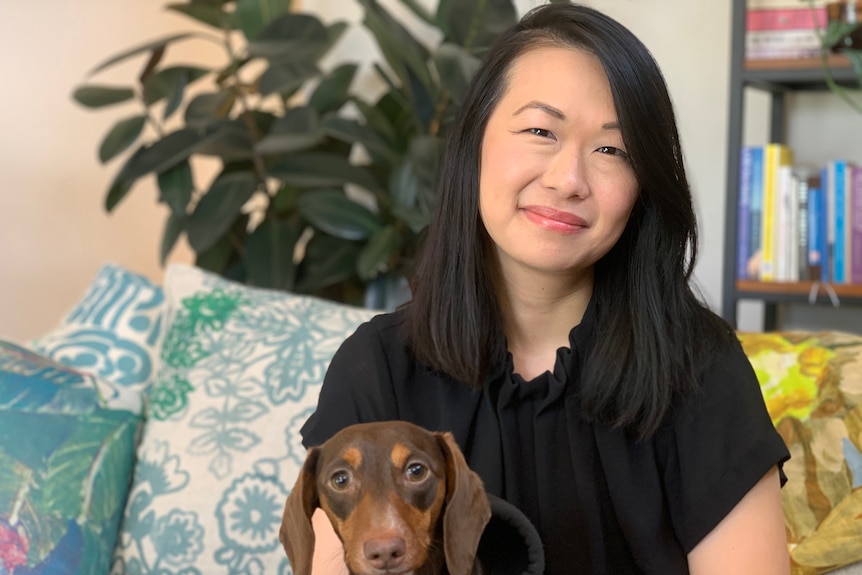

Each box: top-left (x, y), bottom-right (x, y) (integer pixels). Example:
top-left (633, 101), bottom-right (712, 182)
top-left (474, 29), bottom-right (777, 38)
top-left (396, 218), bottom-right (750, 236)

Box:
top-left (72, 0), bottom-right (521, 308)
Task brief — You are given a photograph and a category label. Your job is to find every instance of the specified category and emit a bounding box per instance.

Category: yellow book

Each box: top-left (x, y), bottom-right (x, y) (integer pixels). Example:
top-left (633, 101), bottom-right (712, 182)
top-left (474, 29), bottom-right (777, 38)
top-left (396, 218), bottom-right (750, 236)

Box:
top-left (759, 143), bottom-right (794, 281)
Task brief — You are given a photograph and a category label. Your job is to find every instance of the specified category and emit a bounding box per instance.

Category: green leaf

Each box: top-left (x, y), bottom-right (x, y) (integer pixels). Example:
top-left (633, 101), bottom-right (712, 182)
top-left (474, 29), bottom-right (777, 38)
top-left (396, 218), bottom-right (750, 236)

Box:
top-left (195, 232), bottom-right (235, 273)
top-left (161, 212), bottom-right (186, 265)
top-left (309, 63), bottom-right (358, 114)
top-left (434, 43), bottom-right (481, 103)
top-left (184, 91), bottom-right (236, 130)
top-left (135, 127), bottom-right (210, 175)
top-left (142, 66), bottom-right (210, 107)
top-left (72, 85), bottom-right (135, 108)
top-left (157, 159), bottom-right (194, 214)
top-left (86, 415), bottom-right (139, 523)
top-left (357, 225), bottom-right (400, 280)
top-left (235, 0), bottom-right (294, 41)
top-left (166, 2), bottom-right (237, 29)
top-left (187, 170), bottom-right (258, 252)
top-left (105, 145), bottom-right (148, 212)
top-left (255, 106), bottom-right (323, 155)
top-left (258, 60), bottom-right (320, 96)
top-left (269, 152), bottom-right (384, 195)
top-left (295, 233), bottom-right (362, 291)
top-left (445, 0), bottom-right (517, 52)
top-left (359, 0), bottom-right (433, 90)
top-left (324, 117), bottom-right (400, 165)
top-left (195, 119), bottom-right (256, 162)
top-left (98, 115), bottom-right (147, 163)
top-left (0, 412), bottom-right (77, 470)
top-left (351, 94), bottom-right (400, 144)
top-left (247, 13), bottom-right (329, 60)
top-left (391, 204), bottom-right (430, 234)
top-left (298, 189), bottom-right (382, 241)
top-left (88, 33), bottom-right (197, 75)
top-left (245, 218), bottom-right (302, 289)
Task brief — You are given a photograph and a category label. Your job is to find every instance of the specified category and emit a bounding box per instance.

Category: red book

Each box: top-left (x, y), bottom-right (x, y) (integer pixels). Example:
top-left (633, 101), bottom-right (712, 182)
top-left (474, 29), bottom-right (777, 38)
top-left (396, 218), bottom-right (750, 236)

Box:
top-left (746, 7), bottom-right (827, 31)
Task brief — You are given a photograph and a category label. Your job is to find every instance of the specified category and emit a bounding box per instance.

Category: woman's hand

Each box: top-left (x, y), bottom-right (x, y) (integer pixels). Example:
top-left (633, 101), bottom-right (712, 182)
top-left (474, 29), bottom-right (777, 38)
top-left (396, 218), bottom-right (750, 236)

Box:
top-left (310, 508), bottom-right (349, 575)
top-left (688, 466), bottom-right (790, 574)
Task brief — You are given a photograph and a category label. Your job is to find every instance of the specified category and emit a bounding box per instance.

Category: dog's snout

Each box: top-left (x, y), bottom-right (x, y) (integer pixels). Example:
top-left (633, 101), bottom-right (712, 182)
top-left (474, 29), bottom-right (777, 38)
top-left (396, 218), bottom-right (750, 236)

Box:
top-left (364, 536), bottom-right (407, 570)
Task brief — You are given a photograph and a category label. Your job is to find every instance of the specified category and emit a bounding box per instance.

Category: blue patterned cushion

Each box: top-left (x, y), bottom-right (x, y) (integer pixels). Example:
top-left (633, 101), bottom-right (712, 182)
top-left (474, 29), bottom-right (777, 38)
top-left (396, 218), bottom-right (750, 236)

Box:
top-left (112, 264), bottom-right (378, 575)
top-left (0, 341), bottom-right (140, 574)
top-left (29, 263), bottom-right (164, 391)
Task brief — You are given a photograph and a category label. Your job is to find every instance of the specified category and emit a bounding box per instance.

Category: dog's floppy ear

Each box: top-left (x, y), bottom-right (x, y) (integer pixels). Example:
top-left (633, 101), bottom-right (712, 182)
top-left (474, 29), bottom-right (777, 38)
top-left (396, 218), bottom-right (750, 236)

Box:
top-left (437, 432), bottom-right (492, 575)
top-left (280, 446), bottom-right (321, 575)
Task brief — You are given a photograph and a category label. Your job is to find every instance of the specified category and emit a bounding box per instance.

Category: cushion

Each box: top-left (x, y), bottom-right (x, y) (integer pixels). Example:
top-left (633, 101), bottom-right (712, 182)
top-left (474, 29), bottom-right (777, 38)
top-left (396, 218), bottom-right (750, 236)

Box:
top-left (0, 340), bottom-right (141, 574)
top-left (112, 264), bottom-right (378, 574)
top-left (29, 263), bottom-right (164, 392)
top-left (739, 330), bottom-right (862, 575)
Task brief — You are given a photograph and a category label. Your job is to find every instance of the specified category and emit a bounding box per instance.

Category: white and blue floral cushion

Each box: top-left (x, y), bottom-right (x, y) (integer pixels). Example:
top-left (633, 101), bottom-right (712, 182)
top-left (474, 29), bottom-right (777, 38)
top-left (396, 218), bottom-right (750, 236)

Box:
top-left (112, 264), bottom-right (378, 575)
top-left (29, 263), bottom-right (164, 392)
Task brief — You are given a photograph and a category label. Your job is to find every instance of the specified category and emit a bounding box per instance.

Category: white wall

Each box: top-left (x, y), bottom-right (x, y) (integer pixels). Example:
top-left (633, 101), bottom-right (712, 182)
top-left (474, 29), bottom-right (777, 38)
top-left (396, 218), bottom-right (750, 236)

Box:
top-left (1, 0), bottom-right (856, 344)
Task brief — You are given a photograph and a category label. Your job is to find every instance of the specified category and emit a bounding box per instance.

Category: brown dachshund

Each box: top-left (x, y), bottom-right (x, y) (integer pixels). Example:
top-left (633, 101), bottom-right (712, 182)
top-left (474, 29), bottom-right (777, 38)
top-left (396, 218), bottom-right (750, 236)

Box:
top-left (280, 420), bottom-right (492, 575)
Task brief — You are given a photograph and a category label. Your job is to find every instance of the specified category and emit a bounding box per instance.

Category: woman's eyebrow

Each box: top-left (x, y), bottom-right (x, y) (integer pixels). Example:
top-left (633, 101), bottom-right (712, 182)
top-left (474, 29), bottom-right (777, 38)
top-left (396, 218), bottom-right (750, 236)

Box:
top-left (513, 100), bottom-right (566, 120)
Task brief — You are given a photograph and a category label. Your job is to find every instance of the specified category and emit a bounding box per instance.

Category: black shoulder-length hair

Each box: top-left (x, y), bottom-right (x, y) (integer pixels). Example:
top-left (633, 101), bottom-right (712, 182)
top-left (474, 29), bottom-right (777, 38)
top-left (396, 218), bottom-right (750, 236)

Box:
top-left (405, 2), bottom-right (736, 438)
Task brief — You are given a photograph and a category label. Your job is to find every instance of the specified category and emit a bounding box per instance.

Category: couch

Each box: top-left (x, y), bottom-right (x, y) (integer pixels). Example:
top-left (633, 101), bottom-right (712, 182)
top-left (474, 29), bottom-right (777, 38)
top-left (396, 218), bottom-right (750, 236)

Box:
top-left (1, 262), bottom-right (860, 575)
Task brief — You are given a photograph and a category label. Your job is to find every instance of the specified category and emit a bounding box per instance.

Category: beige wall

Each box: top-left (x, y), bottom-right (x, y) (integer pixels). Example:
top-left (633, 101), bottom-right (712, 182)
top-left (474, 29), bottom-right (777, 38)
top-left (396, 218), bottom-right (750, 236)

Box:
top-left (1, 0), bottom-right (856, 343)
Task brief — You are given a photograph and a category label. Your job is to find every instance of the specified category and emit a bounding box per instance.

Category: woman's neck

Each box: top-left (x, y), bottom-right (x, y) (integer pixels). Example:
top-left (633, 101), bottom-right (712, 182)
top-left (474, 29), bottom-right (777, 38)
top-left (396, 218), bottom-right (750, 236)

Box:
top-left (495, 266), bottom-right (593, 381)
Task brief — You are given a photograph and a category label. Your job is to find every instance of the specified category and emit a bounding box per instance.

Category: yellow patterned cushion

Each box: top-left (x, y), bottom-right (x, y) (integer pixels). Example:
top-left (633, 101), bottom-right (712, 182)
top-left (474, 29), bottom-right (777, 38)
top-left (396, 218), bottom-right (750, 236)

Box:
top-left (738, 331), bottom-right (862, 575)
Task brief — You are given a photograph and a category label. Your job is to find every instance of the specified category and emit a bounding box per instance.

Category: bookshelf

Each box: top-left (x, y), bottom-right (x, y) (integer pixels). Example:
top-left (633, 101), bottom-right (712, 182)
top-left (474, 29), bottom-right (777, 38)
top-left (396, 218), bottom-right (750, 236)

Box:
top-left (722, 0), bottom-right (862, 330)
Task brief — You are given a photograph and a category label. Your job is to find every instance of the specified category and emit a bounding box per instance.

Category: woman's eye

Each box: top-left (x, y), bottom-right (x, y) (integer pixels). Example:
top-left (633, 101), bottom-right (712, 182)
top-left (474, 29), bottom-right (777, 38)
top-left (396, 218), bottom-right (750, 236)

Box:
top-left (597, 145), bottom-right (628, 158)
top-left (330, 470), bottom-right (351, 490)
top-left (405, 463), bottom-right (428, 482)
top-left (526, 128), bottom-right (554, 139)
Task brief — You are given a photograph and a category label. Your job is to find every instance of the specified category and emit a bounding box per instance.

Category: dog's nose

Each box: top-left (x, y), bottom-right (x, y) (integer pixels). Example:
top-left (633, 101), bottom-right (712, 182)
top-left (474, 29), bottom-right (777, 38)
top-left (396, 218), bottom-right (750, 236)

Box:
top-left (364, 536), bottom-right (407, 570)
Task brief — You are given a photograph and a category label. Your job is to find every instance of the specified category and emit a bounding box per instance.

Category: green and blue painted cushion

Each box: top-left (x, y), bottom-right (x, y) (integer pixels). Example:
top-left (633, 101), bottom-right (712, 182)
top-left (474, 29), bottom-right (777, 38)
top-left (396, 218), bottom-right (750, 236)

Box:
top-left (0, 340), bottom-right (141, 575)
top-left (112, 264), bottom-right (378, 575)
top-left (739, 330), bottom-right (862, 575)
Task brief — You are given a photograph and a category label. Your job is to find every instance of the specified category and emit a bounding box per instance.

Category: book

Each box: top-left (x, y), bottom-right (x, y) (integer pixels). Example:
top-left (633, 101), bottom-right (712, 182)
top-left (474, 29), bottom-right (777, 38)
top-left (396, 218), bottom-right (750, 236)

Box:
top-left (746, 6), bottom-right (828, 31)
top-left (808, 183), bottom-right (825, 281)
top-left (833, 160), bottom-right (848, 283)
top-left (760, 143), bottom-right (793, 281)
top-left (747, 146), bottom-right (765, 279)
top-left (795, 170), bottom-right (811, 281)
top-left (748, 0), bottom-right (827, 8)
top-left (851, 165), bottom-right (862, 284)
top-left (746, 29), bottom-right (821, 59)
top-left (821, 165), bottom-right (832, 283)
top-left (776, 164), bottom-right (795, 281)
top-left (737, 146), bottom-right (755, 279)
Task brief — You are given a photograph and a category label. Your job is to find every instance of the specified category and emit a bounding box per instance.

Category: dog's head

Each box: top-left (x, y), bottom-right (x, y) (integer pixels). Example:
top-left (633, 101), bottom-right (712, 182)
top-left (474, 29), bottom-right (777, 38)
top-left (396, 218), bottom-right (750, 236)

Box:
top-left (280, 420), bottom-right (491, 575)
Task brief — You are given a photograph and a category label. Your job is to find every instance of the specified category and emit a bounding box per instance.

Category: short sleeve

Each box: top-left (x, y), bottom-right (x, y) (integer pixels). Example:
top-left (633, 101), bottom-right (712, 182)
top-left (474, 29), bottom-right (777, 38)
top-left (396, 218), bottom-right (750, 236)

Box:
top-left (300, 318), bottom-right (400, 448)
top-left (660, 338), bottom-right (790, 552)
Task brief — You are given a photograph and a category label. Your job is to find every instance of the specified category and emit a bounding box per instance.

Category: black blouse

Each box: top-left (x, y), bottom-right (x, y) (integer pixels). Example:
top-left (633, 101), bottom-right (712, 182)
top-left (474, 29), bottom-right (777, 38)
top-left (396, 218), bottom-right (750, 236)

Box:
top-left (301, 303), bottom-right (790, 574)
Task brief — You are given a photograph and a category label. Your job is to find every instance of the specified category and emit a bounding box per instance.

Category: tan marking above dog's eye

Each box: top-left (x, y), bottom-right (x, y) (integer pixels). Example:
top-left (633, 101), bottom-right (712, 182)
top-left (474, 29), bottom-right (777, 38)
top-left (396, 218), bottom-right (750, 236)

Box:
top-left (342, 447), bottom-right (362, 468)
top-left (330, 470), bottom-right (351, 490)
top-left (390, 443), bottom-right (410, 468)
top-left (405, 462), bottom-right (428, 482)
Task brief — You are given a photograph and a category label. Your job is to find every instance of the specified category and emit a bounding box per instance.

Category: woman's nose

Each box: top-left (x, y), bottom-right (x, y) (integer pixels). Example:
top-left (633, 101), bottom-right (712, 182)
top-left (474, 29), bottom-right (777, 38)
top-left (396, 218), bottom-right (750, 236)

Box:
top-left (541, 150), bottom-right (588, 199)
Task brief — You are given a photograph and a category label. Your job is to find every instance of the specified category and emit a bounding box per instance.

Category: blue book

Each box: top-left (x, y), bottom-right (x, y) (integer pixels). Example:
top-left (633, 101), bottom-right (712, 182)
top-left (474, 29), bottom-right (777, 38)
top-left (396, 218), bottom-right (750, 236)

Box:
top-left (808, 185), bottom-right (824, 281)
top-left (737, 146), bottom-right (754, 279)
top-left (821, 166), bottom-right (831, 283)
top-left (834, 160), bottom-right (847, 283)
top-left (748, 146), bottom-right (765, 278)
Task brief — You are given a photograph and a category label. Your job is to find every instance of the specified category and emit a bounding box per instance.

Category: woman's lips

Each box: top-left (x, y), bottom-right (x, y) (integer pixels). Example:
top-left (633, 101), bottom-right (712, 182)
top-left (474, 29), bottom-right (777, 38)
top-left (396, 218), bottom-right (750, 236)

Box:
top-left (521, 206), bottom-right (588, 234)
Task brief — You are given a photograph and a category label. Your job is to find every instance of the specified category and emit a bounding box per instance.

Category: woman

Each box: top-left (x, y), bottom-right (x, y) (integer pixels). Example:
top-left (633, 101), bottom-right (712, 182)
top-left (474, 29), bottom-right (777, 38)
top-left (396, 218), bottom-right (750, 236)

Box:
top-left (301, 3), bottom-right (791, 573)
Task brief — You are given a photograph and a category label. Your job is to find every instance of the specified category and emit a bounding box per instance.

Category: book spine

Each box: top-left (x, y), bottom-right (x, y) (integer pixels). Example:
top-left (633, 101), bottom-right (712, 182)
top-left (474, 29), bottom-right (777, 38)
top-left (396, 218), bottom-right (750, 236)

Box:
top-left (851, 165), bottom-right (862, 284)
top-left (834, 160), bottom-right (847, 283)
top-left (796, 173), bottom-right (810, 281)
top-left (760, 144), bottom-right (793, 281)
top-left (748, 0), bottom-right (827, 8)
top-left (737, 146), bottom-right (754, 279)
top-left (746, 7), bottom-right (827, 31)
top-left (808, 184), bottom-right (823, 281)
top-left (825, 164), bottom-right (835, 283)
top-left (748, 146), bottom-right (765, 279)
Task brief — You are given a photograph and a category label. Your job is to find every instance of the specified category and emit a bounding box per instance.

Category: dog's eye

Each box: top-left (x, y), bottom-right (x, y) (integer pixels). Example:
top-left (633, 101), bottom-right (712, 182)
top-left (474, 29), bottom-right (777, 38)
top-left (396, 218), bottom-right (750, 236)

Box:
top-left (330, 470), bottom-right (351, 490)
top-left (405, 463), bottom-right (428, 482)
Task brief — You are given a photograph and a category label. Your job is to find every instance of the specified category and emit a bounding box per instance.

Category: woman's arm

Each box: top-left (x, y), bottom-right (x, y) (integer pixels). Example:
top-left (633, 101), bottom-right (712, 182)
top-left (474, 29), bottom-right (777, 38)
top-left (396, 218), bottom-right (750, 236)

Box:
top-left (687, 466), bottom-right (789, 574)
top-left (311, 508), bottom-right (349, 575)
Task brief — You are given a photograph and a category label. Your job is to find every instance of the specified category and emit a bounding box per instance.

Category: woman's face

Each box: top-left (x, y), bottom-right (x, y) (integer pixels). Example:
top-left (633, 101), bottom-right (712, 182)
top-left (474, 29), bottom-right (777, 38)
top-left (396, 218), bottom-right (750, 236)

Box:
top-left (479, 46), bottom-right (639, 283)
